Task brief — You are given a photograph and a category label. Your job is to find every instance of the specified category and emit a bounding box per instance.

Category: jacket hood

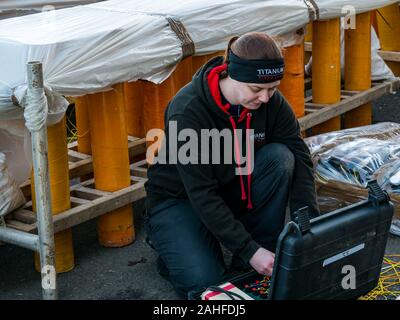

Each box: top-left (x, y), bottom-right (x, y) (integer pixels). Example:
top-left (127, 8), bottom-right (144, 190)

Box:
top-left (192, 56), bottom-right (235, 122)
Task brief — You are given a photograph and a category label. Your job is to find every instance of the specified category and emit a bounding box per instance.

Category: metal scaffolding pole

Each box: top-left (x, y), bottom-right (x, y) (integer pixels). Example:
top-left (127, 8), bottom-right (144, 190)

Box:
top-left (0, 224), bottom-right (39, 252)
top-left (27, 61), bottom-right (58, 300)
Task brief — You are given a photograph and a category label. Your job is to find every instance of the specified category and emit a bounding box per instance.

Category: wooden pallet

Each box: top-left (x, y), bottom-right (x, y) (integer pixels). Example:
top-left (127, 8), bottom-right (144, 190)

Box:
top-left (378, 50), bottom-right (400, 63)
top-left (6, 160), bottom-right (148, 234)
top-left (299, 79), bottom-right (400, 131)
top-left (20, 135), bottom-right (146, 198)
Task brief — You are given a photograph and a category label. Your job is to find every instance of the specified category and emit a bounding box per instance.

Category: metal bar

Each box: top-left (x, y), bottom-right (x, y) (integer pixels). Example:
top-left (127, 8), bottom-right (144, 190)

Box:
top-left (27, 61), bottom-right (58, 300)
top-left (0, 227), bottom-right (39, 251)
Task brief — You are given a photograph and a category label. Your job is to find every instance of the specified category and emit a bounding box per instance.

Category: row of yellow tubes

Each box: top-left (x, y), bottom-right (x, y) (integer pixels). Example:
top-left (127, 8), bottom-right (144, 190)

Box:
top-left (31, 5), bottom-right (400, 276)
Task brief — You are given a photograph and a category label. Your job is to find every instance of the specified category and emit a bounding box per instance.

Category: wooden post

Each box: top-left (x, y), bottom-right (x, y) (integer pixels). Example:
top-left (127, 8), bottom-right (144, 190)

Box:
top-left (311, 18), bottom-right (341, 135)
top-left (344, 12), bottom-right (372, 128)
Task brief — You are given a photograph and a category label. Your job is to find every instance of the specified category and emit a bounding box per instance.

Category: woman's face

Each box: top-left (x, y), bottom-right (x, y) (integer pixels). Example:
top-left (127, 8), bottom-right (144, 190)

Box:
top-left (231, 79), bottom-right (281, 110)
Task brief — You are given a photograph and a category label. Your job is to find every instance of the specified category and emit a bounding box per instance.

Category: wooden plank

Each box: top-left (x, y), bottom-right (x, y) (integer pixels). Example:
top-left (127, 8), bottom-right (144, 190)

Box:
top-left (68, 149), bottom-right (91, 162)
top-left (6, 219), bottom-right (36, 233)
top-left (8, 177), bottom-right (146, 234)
top-left (67, 141), bottom-right (78, 150)
top-left (70, 196), bottom-right (91, 207)
top-left (130, 176), bottom-right (147, 183)
top-left (71, 186), bottom-right (111, 201)
top-left (127, 135), bottom-right (140, 142)
top-left (130, 168), bottom-right (147, 179)
top-left (305, 109), bottom-right (317, 114)
top-left (305, 96), bottom-right (313, 102)
top-left (52, 181), bottom-right (147, 233)
top-left (12, 209), bottom-right (36, 224)
top-left (378, 50), bottom-right (400, 63)
top-left (305, 102), bottom-right (326, 109)
top-left (341, 90), bottom-right (359, 96)
top-left (130, 160), bottom-right (148, 178)
top-left (128, 138), bottom-right (147, 161)
top-left (298, 80), bottom-right (399, 131)
top-left (20, 138), bottom-right (147, 197)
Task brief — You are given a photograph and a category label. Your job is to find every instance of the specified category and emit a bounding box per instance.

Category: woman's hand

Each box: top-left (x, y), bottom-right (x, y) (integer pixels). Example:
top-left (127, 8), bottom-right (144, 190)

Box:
top-left (249, 248), bottom-right (275, 276)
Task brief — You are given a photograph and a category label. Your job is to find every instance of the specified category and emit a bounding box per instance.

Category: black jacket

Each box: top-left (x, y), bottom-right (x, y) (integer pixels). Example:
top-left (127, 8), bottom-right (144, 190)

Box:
top-left (145, 57), bottom-right (318, 263)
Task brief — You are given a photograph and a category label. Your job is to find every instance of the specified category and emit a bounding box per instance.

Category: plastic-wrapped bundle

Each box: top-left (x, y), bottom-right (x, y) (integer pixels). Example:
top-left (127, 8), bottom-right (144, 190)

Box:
top-left (0, 152), bottom-right (26, 218)
top-left (306, 123), bottom-right (400, 188)
top-left (305, 122), bottom-right (400, 236)
top-left (314, 137), bottom-right (400, 187)
top-left (373, 160), bottom-right (400, 195)
top-left (306, 122), bottom-right (400, 156)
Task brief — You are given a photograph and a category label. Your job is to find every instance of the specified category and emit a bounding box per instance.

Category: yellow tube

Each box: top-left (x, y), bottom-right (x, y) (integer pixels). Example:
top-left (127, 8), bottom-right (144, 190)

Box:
top-left (192, 51), bottom-right (225, 75)
top-left (279, 43), bottom-right (305, 118)
top-left (143, 79), bottom-right (174, 134)
top-left (376, 4), bottom-right (400, 76)
top-left (311, 18), bottom-right (341, 135)
top-left (88, 84), bottom-right (134, 247)
top-left (344, 12), bottom-right (372, 128)
top-left (32, 116), bottom-right (74, 273)
top-left (143, 57), bottom-right (193, 141)
top-left (124, 81), bottom-right (145, 138)
top-left (206, 50), bottom-right (225, 60)
top-left (371, 10), bottom-right (379, 36)
top-left (173, 56), bottom-right (193, 91)
top-left (74, 96), bottom-right (91, 155)
top-left (304, 23), bottom-right (313, 64)
top-left (192, 55), bottom-right (209, 75)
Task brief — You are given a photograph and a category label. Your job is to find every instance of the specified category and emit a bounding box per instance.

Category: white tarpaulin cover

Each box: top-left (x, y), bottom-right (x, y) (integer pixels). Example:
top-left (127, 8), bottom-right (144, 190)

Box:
top-left (0, 0), bottom-right (103, 10)
top-left (0, 0), bottom-right (398, 109)
top-left (0, 1), bottom-right (105, 19)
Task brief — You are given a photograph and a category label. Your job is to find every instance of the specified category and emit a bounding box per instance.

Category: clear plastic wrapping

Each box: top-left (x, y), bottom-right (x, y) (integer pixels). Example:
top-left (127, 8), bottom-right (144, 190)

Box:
top-left (305, 122), bottom-right (400, 236)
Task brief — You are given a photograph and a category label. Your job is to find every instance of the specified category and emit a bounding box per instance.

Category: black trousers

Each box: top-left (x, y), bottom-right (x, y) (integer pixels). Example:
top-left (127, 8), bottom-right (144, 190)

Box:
top-left (145, 143), bottom-right (295, 298)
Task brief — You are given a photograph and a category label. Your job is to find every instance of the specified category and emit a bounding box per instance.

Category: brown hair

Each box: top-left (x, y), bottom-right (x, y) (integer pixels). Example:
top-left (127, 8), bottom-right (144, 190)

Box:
top-left (221, 32), bottom-right (284, 78)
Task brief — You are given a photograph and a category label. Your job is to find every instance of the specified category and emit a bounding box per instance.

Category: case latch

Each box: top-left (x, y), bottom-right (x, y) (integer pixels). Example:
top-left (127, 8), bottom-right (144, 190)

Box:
top-left (293, 206), bottom-right (310, 234)
top-left (367, 180), bottom-right (389, 204)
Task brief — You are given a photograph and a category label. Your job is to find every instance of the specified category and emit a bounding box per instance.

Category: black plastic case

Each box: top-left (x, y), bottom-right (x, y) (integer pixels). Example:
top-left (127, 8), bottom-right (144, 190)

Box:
top-left (268, 181), bottom-right (394, 300)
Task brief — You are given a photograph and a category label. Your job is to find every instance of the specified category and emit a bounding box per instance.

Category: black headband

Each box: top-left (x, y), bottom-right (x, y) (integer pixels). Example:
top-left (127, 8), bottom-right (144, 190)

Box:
top-left (227, 51), bottom-right (285, 83)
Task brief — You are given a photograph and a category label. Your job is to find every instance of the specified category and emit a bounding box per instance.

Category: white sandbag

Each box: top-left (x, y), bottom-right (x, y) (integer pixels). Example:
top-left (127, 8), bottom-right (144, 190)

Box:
top-left (0, 152), bottom-right (26, 218)
top-left (0, 125), bottom-right (31, 185)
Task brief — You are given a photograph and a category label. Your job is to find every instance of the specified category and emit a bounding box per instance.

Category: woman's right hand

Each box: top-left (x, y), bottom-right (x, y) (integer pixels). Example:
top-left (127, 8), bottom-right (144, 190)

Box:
top-left (249, 248), bottom-right (275, 276)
